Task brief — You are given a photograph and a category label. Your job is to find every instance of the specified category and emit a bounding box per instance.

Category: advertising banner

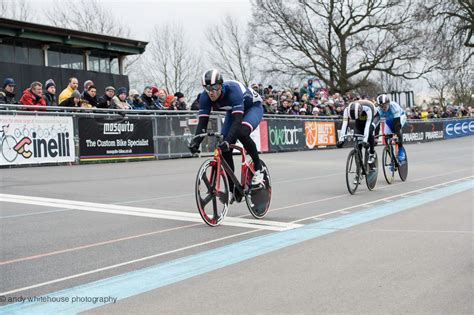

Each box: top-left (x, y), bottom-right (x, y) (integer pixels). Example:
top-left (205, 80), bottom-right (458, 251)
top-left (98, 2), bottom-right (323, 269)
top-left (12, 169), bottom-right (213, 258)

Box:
top-left (0, 115), bottom-right (75, 166)
top-left (267, 120), bottom-right (305, 151)
top-left (78, 117), bottom-right (154, 161)
top-left (401, 121), bottom-right (445, 142)
top-left (443, 119), bottom-right (474, 139)
top-left (304, 121), bottom-right (337, 149)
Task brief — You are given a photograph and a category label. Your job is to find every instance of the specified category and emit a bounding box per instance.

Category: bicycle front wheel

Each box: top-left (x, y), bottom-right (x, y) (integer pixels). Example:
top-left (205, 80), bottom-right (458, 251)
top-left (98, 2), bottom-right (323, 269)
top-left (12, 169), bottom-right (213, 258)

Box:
top-left (345, 149), bottom-right (360, 195)
top-left (245, 159), bottom-right (272, 219)
top-left (365, 150), bottom-right (378, 191)
top-left (382, 146), bottom-right (395, 184)
top-left (398, 148), bottom-right (408, 182)
top-left (195, 159), bottom-right (230, 226)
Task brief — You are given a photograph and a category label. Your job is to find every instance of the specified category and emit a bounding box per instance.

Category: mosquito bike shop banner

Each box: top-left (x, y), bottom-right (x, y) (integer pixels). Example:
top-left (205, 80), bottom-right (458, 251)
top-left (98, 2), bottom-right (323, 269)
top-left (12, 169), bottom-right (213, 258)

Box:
top-left (78, 117), bottom-right (154, 162)
top-left (267, 120), bottom-right (305, 151)
top-left (304, 121), bottom-right (337, 149)
top-left (0, 115), bottom-right (75, 166)
top-left (443, 118), bottom-right (474, 139)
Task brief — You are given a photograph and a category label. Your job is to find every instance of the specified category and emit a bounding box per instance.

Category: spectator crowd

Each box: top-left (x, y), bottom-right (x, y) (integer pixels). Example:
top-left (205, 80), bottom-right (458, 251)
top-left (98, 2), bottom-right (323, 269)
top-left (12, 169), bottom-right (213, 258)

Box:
top-left (0, 76), bottom-right (472, 118)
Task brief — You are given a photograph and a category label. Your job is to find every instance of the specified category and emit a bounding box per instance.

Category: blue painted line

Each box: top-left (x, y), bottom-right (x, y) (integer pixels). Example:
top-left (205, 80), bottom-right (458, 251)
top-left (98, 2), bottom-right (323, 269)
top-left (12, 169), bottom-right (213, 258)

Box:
top-left (0, 209), bottom-right (71, 219)
top-left (1, 179), bottom-right (472, 314)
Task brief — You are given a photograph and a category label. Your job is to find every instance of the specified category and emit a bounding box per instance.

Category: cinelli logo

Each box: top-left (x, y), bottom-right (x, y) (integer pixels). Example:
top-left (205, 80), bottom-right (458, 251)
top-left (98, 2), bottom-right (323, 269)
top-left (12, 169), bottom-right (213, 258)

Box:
top-left (269, 125), bottom-right (302, 145)
top-left (103, 121), bottom-right (134, 135)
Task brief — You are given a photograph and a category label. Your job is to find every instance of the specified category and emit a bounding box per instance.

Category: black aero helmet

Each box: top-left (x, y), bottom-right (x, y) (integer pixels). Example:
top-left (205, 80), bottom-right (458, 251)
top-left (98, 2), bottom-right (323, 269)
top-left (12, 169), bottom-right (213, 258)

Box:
top-left (202, 69), bottom-right (223, 86)
top-left (349, 102), bottom-right (363, 120)
top-left (376, 94), bottom-right (390, 105)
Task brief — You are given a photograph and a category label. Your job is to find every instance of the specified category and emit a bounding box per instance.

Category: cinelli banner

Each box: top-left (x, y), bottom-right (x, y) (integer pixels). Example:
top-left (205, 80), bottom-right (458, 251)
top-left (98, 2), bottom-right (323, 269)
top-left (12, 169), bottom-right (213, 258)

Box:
top-left (0, 115), bottom-right (75, 166)
top-left (78, 117), bottom-right (154, 162)
top-left (443, 118), bottom-right (474, 138)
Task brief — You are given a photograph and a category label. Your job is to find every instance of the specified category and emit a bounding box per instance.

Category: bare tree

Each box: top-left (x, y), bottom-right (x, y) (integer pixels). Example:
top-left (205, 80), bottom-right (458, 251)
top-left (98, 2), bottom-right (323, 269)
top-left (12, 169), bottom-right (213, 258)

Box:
top-left (378, 72), bottom-right (410, 94)
top-left (251, 0), bottom-right (434, 94)
top-left (143, 23), bottom-right (203, 99)
top-left (0, 0), bottom-right (32, 21)
top-left (206, 15), bottom-right (257, 86)
top-left (43, 0), bottom-right (130, 37)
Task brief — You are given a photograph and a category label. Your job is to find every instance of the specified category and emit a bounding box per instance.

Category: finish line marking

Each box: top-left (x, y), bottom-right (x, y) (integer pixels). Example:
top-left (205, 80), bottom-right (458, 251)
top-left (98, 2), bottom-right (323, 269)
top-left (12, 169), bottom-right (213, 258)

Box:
top-left (0, 178), bottom-right (471, 314)
top-left (0, 194), bottom-right (301, 231)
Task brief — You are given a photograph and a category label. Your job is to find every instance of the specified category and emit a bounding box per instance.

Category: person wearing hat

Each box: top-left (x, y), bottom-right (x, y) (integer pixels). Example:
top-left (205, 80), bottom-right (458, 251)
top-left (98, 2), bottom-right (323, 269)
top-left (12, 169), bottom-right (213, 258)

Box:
top-left (0, 77), bottom-right (17, 104)
top-left (112, 87), bottom-right (131, 110)
top-left (98, 86), bottom-right (115, 108)
top-left (44, 79), bottom-right (57, 106)
top-left (59, 90), bottom-right (81, 107)
top-left (150, 86), bottom-right (163, 109)
top-left (127, 89), bottom-right (145, 110)
top-left (171, 92), bottom-right (187, 110)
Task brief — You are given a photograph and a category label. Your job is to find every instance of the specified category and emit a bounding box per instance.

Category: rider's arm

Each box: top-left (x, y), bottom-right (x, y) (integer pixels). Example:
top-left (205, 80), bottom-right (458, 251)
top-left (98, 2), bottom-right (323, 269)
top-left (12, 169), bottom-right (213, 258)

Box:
top-left (193, 93), bottom-right (211, 145)
top-left (390, 102), bottom-right (401, 119)
top-left (224, 87), bottom-right (245, 144)
top-left (339, 106), bottom-right (350, 142)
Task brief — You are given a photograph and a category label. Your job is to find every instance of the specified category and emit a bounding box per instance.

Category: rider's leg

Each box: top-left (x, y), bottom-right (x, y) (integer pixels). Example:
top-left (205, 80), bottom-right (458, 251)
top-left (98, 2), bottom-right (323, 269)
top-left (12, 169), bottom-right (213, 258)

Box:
top-left (392, 117), bottom-right (405, 160)
top-left (221, 112), bottom-right (235, 191)
top-left (239, 105), bottom-right (264, 172)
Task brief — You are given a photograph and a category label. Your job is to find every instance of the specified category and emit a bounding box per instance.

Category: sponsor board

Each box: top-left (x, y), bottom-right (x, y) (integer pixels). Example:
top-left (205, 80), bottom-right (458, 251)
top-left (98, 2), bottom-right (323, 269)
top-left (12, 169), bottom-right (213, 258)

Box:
top-left (0, 115), bottom-right (75, 166)
top-left (304, 121), bottom-right (336, 149)
top-left (402, 121), bottom-right (444, 142)
top-left (267, 120), bottom-right (305, 151)
top-left (79, 117), bottom-right (154, 161)
top-left (444, 119), bottom-right (474, 138)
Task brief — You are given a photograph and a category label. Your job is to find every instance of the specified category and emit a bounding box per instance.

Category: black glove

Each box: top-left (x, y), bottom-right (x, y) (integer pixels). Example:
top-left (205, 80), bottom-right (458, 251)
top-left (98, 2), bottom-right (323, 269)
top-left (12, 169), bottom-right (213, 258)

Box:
top-left (361, 141), bottom-right (369, 148)
top-left (218, 141), bottom-right (230, 152)
top-left (336, 140), bottom-right (344, 148)
top-left (188, 139), bottom-right (201, 154)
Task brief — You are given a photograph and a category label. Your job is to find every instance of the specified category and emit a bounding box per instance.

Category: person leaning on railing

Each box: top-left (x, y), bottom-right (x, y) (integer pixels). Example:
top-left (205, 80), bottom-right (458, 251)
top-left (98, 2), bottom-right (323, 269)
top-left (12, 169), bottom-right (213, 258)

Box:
top-left (0, 77), bottom-right (17, 104)
top-left (19, 81), bottom-right (46, 111)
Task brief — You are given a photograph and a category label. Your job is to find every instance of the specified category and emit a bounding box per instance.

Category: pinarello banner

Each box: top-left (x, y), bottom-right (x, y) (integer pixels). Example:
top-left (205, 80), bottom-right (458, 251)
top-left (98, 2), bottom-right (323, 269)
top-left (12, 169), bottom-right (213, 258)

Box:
top-left (304, 121), bottom-right (337, 149)
top-left (401, 121), bottom-right (444, 142)
top-left (443, 119), bottom-right (474, 138)
top-left (267, 120), bottom-right (305, 151)
top-left (0, 115), bottom-right (75, 166)
top-left (78, 117), bottom-right (154, 161)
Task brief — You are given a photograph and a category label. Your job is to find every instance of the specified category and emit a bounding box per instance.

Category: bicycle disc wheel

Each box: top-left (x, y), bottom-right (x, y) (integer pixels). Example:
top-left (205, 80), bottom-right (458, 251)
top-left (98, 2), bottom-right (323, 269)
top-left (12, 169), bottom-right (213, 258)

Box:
top-left (195, 159), bottom-right (230, 226)
top-left (398, 148), bottom-right (408, 182)
top-left (346, 149), bottom-right (360, 195)
top-left (382, 146), bottom-right (395, 184)
top-left (365, 150), bottom-right (378, 191)
top-left (245, 160), bottom-right (272, 219)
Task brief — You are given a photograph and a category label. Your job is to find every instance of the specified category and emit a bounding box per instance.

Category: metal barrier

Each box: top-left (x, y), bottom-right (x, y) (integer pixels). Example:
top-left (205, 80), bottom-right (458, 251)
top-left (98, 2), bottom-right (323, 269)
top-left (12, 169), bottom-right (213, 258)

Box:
top-left (0, 103), bottom-right (472, 167)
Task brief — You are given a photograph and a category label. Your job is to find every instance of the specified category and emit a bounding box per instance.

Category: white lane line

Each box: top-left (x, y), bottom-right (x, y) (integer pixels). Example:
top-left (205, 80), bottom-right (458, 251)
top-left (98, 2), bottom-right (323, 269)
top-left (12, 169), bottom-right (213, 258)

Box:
top-left (290, 176), bottom-right (473, 224)
top-left (0, 194), bottom-right (301, 231)
top-left (0, 209), bottom-right (70, 219)
top-left (0, 230), bottom-right (259, 296)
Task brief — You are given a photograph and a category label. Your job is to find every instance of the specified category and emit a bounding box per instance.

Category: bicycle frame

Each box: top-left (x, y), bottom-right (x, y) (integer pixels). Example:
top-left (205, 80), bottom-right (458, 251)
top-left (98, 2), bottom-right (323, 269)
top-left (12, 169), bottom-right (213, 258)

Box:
top-left (344, 134), bottom-right (368, 176)
top-left (383, 134), bottom-right (400, 167)
top-left (210, 144), bottom-right (252, 197)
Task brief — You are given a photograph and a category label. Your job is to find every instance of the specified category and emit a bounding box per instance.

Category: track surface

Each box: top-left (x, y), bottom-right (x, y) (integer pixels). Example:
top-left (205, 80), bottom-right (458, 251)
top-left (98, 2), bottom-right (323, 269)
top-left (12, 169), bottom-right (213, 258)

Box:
top-left (0, 136), bottom-right (472, 314)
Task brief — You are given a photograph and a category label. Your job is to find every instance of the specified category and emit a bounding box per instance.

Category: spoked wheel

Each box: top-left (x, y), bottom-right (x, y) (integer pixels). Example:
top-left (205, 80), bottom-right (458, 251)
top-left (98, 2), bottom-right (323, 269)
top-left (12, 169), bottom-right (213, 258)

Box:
top-left (245, 160), bottom-right (272, 219)
top-left (398, 147), bottom-right (408, 182)
top-left (195, 159), bottom-right (230, 226)
top-left (365, 150), bottom-right (378, 191)
top-left (345, 149), bottom-right (360, 195)
top-left (382, 146), bottom-right (395, 184)
top-left (2, 136), bottom-right (18, 162)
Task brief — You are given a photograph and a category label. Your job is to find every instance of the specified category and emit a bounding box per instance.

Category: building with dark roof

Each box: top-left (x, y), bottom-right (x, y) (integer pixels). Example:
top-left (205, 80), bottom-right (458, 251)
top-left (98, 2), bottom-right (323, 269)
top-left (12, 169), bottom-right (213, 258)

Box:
top-left (0, 17), bottom-right (148, 94)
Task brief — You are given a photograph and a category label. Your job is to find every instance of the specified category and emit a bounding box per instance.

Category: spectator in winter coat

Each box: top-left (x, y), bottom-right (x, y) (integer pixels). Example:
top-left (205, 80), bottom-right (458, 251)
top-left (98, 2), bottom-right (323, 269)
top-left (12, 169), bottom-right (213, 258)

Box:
top-left (19, 81), bottom-right (46, 111)
top-left (171, 92), bottom-right (187, 110)
top-left (112, 87), bottom-right (131, 110)
top-left (98, 86), bottom-right (115, 108)
top-left (141, 87), bottom-right (157, 110)
top-left (151, 86), bottom-right (163, 109)
top-left (44, 79), bottom-right (57, 106)
top-left (59, 90), bottom-right (81, 107)
top-left (0, 77), bottom-right (17, 104)
top-left (81, 85), bottom-right (99, 108)
top-left (127, 89), bottom-right (146, 110)
top-left (58, 77), bottom-right (79, 104)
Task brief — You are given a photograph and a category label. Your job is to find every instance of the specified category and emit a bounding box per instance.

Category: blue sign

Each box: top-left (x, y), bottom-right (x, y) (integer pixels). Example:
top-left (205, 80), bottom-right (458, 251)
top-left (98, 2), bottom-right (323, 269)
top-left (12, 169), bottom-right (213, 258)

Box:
top-left (444, 119), bottom-right (474, 138)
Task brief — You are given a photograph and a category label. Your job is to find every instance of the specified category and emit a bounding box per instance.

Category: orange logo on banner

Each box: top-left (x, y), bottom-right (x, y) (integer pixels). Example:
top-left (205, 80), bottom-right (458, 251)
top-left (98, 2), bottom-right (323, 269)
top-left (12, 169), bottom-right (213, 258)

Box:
top-left (304, 121), bottom-right (336, 149)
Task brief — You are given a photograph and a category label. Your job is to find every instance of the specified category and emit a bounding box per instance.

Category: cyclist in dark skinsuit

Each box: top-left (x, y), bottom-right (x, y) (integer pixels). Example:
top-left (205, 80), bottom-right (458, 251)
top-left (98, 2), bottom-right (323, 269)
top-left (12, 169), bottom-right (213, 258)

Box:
top-left (188, 69), bottom-right (265, 199)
